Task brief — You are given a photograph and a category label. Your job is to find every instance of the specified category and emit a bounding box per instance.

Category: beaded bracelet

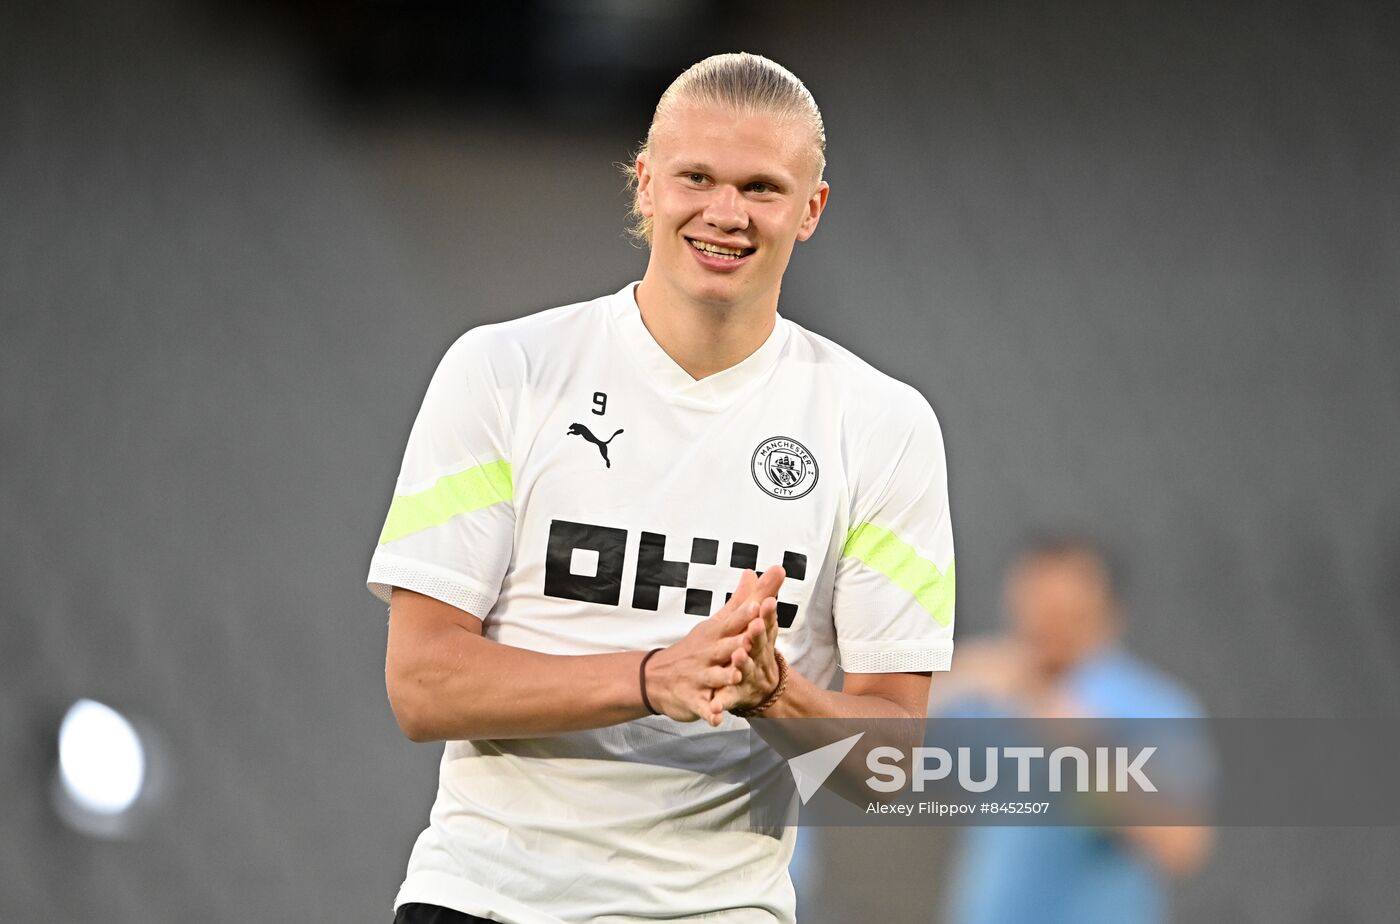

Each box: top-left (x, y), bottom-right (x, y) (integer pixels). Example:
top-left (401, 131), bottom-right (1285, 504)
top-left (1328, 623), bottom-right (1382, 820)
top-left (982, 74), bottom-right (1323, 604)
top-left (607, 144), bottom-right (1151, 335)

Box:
top-left (732, 649), bottom-right (789, 719)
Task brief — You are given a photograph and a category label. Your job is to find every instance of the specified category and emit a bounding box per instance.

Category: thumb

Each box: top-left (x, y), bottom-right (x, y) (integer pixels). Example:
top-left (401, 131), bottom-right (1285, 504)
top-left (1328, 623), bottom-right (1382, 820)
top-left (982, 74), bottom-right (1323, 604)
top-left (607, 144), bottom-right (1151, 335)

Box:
top-left (712, 571), bottom-right (758, 635)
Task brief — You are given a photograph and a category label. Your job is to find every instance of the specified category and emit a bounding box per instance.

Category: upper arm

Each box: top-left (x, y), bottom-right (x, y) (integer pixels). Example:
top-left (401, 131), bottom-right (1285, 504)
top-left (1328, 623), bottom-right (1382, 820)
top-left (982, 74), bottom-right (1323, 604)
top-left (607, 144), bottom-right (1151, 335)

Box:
top-left (387, 586), bottom-right (483, 654)
top-left (841, 670), bottom-right (932, 719)
top-left (384, 588), bottom-right (484, 740)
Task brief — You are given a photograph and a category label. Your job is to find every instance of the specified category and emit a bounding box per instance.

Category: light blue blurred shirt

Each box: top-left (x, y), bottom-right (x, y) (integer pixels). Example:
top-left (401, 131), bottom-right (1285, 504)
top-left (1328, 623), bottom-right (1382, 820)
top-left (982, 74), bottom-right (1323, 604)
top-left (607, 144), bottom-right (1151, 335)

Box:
top-left (943, 646), bottom-right (1203, 924)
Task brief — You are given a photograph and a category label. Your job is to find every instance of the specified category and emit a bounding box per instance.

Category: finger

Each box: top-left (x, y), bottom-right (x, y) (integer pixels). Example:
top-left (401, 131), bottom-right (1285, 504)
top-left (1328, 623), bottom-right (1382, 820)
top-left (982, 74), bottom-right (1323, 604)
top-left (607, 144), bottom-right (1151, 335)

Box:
top-left (744, 621), bottom-right (767, 663)
top-left (745, 614), bottom-right (769, 660)
top-left (716, 602), bottom-right (759, 652)
top-left (761, 596), bottom-right (780, 648)
top-left (741, 566), bottom-right (785, 631)
top-left (731, 647), bottom-right (757, 689)
top-left (733, 623), bottom-right (762, 662)
top-left (716, 591), bottom-right (761, 635)
top-left (698, 686), bottom-right (727, 725)
top-left (710, 683), bottom-right (742, 715)
top-left (694, 691), bottom-right (722, 726)
top-left (701, 664), bottom-right (742, 688)
top-left (722, 565), bottom-right (778, 632)
top-left (728, 570), bottom-right (758, 608)
top-left (743, 611), bottom-right (778, 688)
top-left (717, 565), bottom-right (785, 634)
top-left (754, 563), bottom-right (786, 597)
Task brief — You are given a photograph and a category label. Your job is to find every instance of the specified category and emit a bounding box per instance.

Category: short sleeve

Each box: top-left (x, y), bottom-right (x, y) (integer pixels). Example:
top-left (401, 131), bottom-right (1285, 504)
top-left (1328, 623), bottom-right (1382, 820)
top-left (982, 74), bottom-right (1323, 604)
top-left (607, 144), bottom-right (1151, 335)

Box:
top-left (366, 328), bottom-right (517, 617)
top-left (832, 387), bottom-right (955, 673)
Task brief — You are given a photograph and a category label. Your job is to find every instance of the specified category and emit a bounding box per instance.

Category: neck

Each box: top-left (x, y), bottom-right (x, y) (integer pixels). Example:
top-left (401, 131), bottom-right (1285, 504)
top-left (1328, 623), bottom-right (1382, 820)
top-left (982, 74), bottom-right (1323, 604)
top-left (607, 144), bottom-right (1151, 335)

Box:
top-left (632, 273), bottom-right (779, 380)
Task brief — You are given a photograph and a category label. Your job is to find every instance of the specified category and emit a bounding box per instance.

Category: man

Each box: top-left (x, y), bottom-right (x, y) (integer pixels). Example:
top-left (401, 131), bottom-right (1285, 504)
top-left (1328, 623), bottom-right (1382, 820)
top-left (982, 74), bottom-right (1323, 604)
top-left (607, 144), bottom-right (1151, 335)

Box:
top-left (931, 536), bottom-right (1212, 924)
top-left (367, 53), bottom-right (956, 924)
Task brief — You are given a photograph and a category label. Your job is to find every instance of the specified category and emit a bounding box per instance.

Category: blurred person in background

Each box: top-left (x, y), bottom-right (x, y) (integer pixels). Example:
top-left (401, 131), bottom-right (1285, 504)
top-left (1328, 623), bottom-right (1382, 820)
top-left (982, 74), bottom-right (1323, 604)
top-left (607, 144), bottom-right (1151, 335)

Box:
top-left (367, 52), bottom-right (956, 924)
top-left (929, 535), bottom-right (1212, 924)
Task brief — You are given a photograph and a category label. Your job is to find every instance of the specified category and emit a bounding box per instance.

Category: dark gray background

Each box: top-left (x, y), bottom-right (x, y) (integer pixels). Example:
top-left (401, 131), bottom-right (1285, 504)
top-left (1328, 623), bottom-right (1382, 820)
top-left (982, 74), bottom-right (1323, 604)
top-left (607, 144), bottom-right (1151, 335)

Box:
top-left (2, 0), bottom-right (1397, 920)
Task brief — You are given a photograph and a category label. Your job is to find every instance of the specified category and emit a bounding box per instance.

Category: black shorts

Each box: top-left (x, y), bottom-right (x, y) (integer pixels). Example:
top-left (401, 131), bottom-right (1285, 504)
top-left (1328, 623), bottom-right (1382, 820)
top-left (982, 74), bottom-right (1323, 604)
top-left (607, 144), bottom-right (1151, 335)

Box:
top-left (393, 903), bottom-right (496, 924)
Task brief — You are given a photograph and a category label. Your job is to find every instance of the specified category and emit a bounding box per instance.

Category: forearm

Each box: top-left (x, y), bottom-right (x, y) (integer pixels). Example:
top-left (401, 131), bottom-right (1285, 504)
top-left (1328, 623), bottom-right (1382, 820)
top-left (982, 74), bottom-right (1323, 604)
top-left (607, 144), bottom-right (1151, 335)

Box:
top-left (738, 668), bottom-right (928, 808)
top-left (385, 576), bottom-right (774, 741)
top-left (743, 667), bottom-right (929, 764)
top-left (388, 623), bottom-right (648, 741)
top-left (762, 670), bottom-right (924, 721)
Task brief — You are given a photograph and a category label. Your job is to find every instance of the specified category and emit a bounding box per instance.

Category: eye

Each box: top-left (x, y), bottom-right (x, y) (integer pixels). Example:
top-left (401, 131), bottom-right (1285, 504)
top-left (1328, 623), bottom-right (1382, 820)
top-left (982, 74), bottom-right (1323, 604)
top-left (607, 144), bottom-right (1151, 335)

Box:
top-left (687, 173), bottom-right (707, 185)
top-left (750, 182), bottom-right (771, 194)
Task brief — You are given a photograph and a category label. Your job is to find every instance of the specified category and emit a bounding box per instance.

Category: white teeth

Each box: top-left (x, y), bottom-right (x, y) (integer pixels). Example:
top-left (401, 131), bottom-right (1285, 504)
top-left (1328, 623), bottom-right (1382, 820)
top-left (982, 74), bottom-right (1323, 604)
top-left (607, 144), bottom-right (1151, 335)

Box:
top-left (689, 239), bottom-right (747, 258)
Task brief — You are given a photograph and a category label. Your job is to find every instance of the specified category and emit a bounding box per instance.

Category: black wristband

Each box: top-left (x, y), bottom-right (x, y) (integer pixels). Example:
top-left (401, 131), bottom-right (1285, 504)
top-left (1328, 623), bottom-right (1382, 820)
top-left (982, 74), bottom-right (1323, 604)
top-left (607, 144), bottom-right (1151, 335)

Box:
top-left (639, 648), bottom-right (663, 715)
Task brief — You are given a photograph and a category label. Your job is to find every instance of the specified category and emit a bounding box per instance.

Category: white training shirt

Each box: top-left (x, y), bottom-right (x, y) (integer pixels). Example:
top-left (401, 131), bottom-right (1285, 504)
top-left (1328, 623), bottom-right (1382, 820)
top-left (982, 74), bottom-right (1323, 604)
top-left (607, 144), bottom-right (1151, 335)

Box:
top-left (367, 282), bottom-right (956, 923)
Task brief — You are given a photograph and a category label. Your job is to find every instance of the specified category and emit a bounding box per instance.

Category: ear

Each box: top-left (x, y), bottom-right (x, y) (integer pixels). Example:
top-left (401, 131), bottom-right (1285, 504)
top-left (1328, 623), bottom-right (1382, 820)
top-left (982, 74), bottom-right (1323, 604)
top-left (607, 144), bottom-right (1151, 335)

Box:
top-left (635, 153), bottom-right (655, 218)
top-left (795, 180), bottom-right (829, 241)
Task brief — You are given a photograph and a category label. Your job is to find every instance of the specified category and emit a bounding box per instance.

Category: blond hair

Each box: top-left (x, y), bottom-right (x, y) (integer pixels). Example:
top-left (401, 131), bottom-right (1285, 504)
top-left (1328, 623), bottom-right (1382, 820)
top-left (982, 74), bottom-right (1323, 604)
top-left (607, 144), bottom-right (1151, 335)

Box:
top-left (622, 52), bottom-right (826, 245)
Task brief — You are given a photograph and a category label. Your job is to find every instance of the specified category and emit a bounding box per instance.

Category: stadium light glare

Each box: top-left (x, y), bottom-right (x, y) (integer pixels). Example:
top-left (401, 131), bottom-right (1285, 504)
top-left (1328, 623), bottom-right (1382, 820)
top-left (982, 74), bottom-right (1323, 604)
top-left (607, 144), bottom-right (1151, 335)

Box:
top-left (57, 698), bottom-right (146, 818)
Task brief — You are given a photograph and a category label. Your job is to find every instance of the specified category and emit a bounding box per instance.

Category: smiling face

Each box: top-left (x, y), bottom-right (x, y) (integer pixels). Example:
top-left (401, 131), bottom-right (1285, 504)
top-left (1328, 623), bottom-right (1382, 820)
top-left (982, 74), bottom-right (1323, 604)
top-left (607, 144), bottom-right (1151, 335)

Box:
top-left (634, 103), bottom-right (828, 311)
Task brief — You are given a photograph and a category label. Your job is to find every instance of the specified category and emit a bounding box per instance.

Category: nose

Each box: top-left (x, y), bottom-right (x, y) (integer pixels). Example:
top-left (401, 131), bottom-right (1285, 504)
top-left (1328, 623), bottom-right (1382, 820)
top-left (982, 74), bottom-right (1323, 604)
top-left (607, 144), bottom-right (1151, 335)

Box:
top-left (703, 185), bottom-right (749, 233)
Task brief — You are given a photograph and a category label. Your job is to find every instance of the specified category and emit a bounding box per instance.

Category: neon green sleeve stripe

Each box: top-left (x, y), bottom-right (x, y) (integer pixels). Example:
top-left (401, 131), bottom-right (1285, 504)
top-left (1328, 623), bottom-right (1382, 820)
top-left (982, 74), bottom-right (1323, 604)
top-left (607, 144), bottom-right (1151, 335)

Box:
top-left (842, 522), bottom-right (955, 626)
top-left (378, 459), bottom-right (513, 545)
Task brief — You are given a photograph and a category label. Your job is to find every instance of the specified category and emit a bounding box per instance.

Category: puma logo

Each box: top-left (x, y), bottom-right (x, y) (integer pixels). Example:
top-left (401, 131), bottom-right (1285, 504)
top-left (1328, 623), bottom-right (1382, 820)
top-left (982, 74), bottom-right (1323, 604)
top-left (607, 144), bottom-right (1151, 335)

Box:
top-left (566, 423), bottom-right (624, 468)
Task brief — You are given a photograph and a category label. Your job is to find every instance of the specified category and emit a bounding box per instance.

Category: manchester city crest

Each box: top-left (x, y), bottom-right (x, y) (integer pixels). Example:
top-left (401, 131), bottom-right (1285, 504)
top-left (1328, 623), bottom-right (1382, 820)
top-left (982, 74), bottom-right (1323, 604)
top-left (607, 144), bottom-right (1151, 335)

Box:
top-left (751, 436), bottom-right (818, 500)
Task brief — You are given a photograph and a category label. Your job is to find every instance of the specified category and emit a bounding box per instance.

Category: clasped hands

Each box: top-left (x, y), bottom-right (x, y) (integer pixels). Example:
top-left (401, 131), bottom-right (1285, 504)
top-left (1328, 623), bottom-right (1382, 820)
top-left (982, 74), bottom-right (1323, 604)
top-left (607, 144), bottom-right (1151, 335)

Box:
top-left (644, 566), bottom-right (786, 726)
